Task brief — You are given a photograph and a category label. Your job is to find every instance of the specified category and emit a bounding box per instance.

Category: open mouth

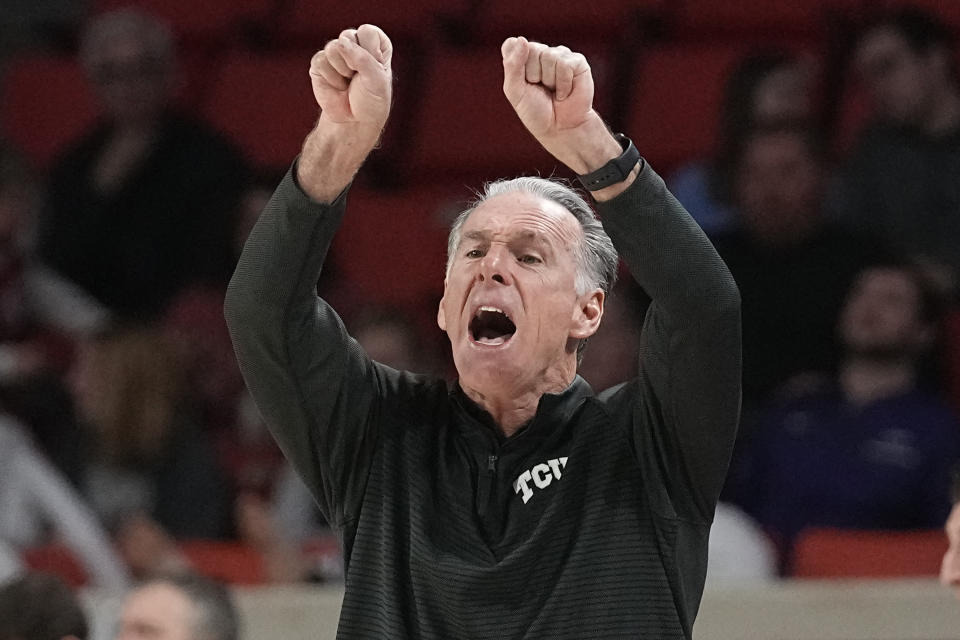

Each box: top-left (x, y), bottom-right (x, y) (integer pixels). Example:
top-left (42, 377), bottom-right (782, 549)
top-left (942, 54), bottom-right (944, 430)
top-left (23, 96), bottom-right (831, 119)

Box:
top-left (469, 306), bottom-right (517, 346)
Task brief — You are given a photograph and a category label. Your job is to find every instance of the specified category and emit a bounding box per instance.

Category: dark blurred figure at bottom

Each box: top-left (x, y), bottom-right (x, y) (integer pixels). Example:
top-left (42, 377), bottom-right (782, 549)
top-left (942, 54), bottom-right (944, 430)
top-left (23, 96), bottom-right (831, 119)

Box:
top-left (0, 572), bottom-right (88, 640)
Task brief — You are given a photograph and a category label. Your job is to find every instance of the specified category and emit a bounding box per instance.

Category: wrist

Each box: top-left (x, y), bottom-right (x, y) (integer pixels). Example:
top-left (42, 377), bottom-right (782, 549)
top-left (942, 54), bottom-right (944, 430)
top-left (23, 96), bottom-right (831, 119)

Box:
top-left (297, 119), bottom-right (383, 202)
top-left (576, 133), bottom-right (642, 201)
top-left (539, 113), bottom-right (622, 175)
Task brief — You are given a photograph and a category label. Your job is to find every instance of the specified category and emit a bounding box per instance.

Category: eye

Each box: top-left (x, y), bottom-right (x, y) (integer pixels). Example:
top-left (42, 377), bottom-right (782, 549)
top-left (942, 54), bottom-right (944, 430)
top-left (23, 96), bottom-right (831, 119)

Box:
top-left (518, 254), bottom-right (541, 265)
top-left (465, 248), bottom-right (484, 259)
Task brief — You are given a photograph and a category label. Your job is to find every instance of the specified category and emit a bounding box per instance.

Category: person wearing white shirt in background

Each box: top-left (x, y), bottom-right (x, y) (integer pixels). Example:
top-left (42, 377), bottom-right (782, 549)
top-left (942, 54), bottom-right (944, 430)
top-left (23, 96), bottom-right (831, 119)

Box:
top-left (0, 415), bottom-right (128, 591)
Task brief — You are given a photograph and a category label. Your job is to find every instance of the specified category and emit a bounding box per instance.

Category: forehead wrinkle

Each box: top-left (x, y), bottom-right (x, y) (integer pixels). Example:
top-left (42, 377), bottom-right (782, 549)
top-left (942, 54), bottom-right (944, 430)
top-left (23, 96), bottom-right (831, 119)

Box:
top-left (465, 205), bottom-right (580, 250)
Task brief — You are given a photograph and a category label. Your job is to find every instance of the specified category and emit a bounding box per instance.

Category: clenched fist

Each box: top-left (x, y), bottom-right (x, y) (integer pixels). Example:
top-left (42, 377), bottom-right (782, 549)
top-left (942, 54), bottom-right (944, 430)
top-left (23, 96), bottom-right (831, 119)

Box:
top-left (309, 24), bottom-right (393, 132)
top-left (501, 37), bottom-right (626, 191)
top-left (502, 37), bottom-right (597, 143)
top-left (298, 25), bottom-right (393, 201)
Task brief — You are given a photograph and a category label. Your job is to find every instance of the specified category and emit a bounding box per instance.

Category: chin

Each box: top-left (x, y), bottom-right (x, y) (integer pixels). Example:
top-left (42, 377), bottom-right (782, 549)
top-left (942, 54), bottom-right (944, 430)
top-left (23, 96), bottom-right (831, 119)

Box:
top-left (456, 350), bottom-right (524, 391)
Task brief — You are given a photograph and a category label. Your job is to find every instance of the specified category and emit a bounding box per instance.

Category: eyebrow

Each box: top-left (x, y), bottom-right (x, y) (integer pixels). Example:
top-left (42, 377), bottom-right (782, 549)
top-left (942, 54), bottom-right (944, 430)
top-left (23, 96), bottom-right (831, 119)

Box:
top-left (463, 230), bottom-right (490, 243)
top-left (462, 229), bottom-right (550, 247)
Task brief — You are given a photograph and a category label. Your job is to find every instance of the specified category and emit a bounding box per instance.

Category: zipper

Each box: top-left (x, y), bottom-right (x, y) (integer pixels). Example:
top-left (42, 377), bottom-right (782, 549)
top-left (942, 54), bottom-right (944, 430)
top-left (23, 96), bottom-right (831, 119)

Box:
top-left (476, 454), bottom-right (498, 517)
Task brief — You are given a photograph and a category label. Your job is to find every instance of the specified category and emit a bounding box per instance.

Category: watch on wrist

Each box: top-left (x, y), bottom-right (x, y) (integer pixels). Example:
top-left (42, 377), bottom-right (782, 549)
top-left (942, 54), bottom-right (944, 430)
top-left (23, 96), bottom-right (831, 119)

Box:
top-left (575, 133), bottom-right (641, 192)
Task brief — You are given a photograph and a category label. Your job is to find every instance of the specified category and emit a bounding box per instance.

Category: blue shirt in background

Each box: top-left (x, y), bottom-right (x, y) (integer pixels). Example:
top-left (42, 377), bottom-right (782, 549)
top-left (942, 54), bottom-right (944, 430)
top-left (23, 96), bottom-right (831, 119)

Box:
top-left (733, 385), bottom-right (960, 548)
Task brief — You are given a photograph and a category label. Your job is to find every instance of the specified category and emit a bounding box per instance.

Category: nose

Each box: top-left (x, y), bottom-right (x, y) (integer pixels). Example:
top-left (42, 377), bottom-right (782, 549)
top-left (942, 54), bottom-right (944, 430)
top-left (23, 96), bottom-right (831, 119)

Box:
top-left (478, 244), bottom-right (511, 286)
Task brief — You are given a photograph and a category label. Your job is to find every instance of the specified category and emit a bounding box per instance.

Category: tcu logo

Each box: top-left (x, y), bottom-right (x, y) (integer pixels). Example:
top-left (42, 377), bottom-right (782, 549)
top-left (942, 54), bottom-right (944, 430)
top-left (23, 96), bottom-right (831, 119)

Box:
top-left (513, 457), bottom-right (568, 504)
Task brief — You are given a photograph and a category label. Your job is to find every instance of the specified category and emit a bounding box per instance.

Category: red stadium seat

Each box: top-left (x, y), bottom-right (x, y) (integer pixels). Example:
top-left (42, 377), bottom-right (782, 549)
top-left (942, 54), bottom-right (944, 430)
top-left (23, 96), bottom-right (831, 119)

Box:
top-left (1, 56), bottom-right (100, 168)
top-left (330, 185), bottom-right (471, 316)
top-left (624, 43), bottom-right (748, 173)
top-left (201, 52), bottom-right (319, 171)
top-left (674, 0), bottom-right (850, 39)
top-left (202, 46), bottom-right (420, 171)
top-left (276, 0), bottom-right (471, 43)
top-left (90, 0), bottom-right (274, 43)
top-left (179, 540), bottom-right (267, 585)
top-left (405, 44), bottom-right (615, 183)
top-left (23, 544), bottom-right (89, 588)
top-left (472, 0), bottom-right (663, 42)
top-left (790, 528), bottom-right (948, 578)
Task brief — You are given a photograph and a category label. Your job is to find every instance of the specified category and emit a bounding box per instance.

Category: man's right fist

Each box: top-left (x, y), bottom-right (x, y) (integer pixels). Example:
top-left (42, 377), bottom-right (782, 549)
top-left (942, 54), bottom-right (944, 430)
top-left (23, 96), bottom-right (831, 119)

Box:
top-left (309, 24), bottom-right (392, 132)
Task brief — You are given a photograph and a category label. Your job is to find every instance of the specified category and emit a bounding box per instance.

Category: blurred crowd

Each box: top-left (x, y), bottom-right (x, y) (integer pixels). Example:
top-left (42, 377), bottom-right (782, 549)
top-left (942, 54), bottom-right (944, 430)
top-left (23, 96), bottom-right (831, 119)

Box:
top-left (0, 0), bottom-right (959, 605)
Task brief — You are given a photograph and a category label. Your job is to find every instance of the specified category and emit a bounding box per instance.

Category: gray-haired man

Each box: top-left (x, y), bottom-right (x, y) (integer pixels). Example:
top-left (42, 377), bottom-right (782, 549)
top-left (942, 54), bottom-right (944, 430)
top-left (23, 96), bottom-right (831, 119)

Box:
top-left (226, 24), bottom-right (741, 639)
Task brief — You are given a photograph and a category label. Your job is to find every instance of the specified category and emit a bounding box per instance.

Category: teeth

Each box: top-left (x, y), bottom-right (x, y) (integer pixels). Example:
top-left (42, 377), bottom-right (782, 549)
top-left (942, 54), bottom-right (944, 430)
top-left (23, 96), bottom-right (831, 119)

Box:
top-left (477, 305), bottom-right (507, 316)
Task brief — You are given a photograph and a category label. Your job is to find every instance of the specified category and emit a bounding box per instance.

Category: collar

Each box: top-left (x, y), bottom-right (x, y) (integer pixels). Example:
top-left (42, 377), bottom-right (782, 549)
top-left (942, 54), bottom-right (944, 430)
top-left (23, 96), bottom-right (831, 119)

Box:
top-left (451, 375), bottom-right (595, 445)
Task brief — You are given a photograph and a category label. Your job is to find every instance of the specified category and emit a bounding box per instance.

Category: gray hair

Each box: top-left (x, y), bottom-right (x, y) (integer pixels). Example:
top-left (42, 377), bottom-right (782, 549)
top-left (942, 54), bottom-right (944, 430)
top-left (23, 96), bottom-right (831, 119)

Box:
top-left (447, 176), bottom-right (618, 295)
top-left (446, 176), bottom-right (619, 360)
top-left (144, 574), bottom-right (239, 640)
top-left (79, 8), bottom-right (175, 73)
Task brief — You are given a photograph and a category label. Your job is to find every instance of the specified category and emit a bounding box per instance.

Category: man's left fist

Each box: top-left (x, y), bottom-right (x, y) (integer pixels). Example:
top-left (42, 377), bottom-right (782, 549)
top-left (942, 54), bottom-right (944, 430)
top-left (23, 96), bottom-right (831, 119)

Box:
top-left (501, 37), bottom-right (595, 141)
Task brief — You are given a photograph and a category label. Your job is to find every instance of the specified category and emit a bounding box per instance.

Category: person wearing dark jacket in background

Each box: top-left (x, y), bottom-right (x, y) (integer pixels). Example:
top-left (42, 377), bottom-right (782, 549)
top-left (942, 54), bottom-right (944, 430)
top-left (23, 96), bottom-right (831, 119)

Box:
top-left (40, 8), bottom-right (247, 321)
top-left (836, 6), bottom-right (960, 285)
top-left (713, 122), bottom-right (891, 416)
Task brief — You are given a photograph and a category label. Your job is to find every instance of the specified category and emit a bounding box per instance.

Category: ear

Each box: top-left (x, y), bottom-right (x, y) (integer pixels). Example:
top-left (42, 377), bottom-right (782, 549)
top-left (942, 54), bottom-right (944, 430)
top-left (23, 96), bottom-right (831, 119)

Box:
top-left (437, 286), bottom-right (448, 332)
top-left (570, 289), bottom-right (604, 340)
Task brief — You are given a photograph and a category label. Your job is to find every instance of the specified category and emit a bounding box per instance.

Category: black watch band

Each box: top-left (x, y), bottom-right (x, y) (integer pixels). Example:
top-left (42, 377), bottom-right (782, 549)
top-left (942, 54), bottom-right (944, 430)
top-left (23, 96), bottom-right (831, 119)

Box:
top-left (575, 133), bottom-right (641, 191)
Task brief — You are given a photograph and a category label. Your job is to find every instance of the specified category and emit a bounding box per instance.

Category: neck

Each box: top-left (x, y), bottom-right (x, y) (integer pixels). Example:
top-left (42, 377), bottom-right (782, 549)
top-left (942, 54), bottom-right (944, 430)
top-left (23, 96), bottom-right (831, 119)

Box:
top-left (462, 368), bottom-right (573, 437)
top-left (839, 356), bottom-right (916, 407)
top-left (923, 84), bottom-right (960, 135)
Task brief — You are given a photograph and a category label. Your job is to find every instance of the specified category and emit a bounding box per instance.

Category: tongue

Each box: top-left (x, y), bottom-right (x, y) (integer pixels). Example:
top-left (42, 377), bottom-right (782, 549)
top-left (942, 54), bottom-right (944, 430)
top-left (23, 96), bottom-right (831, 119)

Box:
top-left (477, 326), bottom-right (508, 341)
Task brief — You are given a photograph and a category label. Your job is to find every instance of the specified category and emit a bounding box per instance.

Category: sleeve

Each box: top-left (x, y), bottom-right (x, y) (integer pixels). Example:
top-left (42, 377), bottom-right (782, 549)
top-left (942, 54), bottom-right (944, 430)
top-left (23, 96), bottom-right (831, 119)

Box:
top-left (224, 163), bottom-right (382, 530)
top-left (20, 445), bottom-right (130, 591)
top-left (595, 161), bottom-right (742, 523)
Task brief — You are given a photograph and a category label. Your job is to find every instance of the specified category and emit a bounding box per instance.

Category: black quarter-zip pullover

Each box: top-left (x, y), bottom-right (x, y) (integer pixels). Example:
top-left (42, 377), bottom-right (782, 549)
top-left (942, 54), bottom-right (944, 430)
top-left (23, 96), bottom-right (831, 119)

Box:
top-left (225, 159), bottom-right (742, 639)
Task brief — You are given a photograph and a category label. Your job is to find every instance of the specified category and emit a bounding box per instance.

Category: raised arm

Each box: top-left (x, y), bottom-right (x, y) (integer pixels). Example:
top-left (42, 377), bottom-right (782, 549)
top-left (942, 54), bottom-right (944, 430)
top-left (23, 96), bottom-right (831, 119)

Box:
top-left (502, 37), bottom-right (741, 521)
top-left (224, 25), bottom-right (393, 529)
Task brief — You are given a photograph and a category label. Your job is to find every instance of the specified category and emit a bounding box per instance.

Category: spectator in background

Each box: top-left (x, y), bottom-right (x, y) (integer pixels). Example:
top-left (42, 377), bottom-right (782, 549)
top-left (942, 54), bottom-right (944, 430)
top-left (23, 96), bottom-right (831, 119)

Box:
top-left (349, 305), bottom-right (439, 375)
top-left (713, 122), bottom-right (890, 414)
top-left (577, 280), bottom-right (643, 392)
top-left (70, 326), bottom-right (231, 577)
top-left (836, 6), bottom-right (960, 286)
top-left (0, 415), bottom-right (128, 590)
top-left (669, 50), bottom-right (815, 236)
top-left (39, 8), bottom-right (248, 322)
top-left (0, 143), bottom-right (108, 371)
top-left (0, 142), bottom-right (109, 483)
top-left (0, 572), bottom-right (88, 640)
top-left (162, 176), bottom-right (282, 436)
top-left (731, 262), bottom-right (960, 564)
top-left (115, 574), bottom-right (239, 640)
top-left (942, 467), bottom-right (960, 600)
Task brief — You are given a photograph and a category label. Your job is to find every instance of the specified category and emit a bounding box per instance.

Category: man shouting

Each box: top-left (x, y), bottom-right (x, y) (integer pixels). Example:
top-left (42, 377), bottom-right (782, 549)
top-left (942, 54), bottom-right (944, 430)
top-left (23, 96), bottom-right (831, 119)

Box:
top-left (225, 24), bottom-right (741, 639)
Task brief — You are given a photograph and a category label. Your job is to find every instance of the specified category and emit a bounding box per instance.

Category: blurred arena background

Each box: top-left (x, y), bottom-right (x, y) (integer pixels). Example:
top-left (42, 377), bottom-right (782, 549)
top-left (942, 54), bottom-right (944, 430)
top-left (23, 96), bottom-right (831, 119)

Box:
top-left (2, 0), bottom-right (960, 638)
